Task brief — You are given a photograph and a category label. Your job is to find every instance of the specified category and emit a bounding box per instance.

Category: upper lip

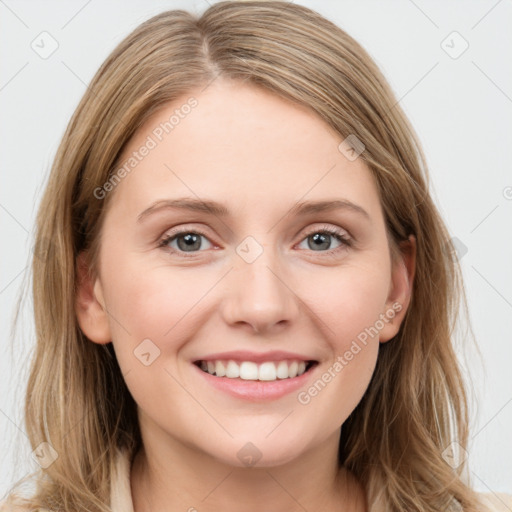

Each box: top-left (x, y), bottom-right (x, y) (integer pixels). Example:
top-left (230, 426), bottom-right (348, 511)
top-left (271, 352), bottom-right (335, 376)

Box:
top-left (193, 350), bottom-right (317, 364)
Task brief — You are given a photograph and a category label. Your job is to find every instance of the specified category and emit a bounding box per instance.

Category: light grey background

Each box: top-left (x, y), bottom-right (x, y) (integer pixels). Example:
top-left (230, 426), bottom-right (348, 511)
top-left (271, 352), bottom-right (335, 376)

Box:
top-left (1, 0), bottom-right (511, 499)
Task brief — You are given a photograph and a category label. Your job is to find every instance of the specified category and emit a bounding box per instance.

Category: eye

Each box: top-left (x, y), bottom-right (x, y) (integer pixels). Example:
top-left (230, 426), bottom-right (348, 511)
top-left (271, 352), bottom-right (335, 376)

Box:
top-left (296, 224), bottom-right (352, 254)
top-left (158, 224), bottom-right (352, 258)
top-left (159, 229), bottom-right (213, 256)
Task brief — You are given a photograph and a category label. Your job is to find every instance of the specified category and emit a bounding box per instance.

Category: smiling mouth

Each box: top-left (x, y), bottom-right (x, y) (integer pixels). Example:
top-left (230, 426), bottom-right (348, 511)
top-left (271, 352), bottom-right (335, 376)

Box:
top-left (193, 359), bottom-right (318, 381)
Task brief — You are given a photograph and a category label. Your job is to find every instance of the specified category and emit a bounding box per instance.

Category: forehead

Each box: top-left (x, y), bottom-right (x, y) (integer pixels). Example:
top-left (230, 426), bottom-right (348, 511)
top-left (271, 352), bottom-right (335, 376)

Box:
top-left (110, 79), bottom-right (382, 222)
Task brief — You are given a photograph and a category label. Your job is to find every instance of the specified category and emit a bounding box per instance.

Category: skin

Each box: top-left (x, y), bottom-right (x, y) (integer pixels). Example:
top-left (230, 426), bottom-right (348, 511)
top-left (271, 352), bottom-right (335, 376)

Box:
top-left (76, 77), bottom-right (416, 512)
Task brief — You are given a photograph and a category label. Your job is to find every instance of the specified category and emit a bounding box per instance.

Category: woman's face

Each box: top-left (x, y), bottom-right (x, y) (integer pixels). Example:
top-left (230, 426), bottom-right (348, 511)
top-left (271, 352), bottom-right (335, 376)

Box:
top-left (77, 78), bottom-right (414, 467)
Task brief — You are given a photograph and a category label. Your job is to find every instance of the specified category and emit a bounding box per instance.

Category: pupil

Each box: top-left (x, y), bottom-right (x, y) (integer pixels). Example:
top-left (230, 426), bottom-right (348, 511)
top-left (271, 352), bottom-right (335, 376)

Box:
top-left (309, 233), bottom-right (330, 251)
top-left (178, 233), bottom-right (201, 251)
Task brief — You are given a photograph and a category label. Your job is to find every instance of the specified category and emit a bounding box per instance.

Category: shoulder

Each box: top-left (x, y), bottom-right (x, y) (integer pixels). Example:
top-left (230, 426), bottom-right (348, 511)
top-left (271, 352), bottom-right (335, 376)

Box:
top-left (477, 491), bottom-right (512, 511)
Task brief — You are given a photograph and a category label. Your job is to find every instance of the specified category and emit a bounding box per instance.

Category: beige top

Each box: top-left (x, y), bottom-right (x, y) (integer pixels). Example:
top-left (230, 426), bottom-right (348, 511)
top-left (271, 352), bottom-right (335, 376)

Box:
top-left (111, 447), bottom-right (512, 512)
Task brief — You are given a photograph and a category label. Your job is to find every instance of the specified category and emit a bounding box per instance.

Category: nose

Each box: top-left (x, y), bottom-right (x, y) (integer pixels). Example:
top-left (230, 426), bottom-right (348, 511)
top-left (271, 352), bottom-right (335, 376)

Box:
top-left (219, 249), bottom-right (299, 335)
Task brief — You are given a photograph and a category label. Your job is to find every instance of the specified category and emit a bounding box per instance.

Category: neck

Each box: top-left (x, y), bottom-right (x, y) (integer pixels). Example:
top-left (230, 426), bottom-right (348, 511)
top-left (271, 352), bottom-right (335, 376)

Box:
top-left (130, 422), bottom-right (366, 512)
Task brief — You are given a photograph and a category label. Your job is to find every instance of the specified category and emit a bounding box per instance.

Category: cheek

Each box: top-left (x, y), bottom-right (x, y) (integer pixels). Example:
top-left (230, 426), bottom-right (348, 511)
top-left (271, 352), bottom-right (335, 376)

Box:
top-left (101, 258), bottom-right (211, 415)
top-left (298, 260), bottom-right (391, 348)
top-left (292, 261), bottom-right (389, 414)
top-left (102, 253), bottom-right (208, 337)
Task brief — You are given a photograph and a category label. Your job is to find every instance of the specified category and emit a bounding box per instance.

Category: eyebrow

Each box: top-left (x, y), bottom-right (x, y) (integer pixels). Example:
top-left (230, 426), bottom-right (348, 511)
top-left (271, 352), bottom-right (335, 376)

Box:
top-left (137, 197), bottom-right (370, 222)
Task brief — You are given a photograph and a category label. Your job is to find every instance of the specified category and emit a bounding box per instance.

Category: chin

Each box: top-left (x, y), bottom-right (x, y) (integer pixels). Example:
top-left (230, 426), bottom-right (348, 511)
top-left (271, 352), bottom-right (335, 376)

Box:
top-left (205, 436), bottom-right (311, 469)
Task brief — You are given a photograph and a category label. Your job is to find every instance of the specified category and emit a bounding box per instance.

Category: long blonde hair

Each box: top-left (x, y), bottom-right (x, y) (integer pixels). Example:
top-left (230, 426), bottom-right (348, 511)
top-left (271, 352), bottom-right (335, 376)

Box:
top-left (4, 1), bottom-right (490, 511)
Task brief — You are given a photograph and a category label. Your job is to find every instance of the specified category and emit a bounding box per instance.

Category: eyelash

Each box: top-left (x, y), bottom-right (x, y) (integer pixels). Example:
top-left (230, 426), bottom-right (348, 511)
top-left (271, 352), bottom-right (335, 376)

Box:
top-left (158, 224), bottom-right (353, 259)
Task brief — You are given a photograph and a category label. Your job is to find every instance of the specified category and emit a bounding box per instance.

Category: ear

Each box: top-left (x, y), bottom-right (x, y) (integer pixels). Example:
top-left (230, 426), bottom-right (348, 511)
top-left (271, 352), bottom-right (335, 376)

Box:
top-left (75, 251), bottom-right (112, 344)
top-left (379, 234), bottom-right (416, 343)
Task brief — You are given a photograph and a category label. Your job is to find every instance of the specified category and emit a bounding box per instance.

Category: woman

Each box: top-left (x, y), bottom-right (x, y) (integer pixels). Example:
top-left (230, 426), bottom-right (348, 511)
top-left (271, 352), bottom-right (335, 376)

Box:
top-left (2, 1), bottom-right (511, 511)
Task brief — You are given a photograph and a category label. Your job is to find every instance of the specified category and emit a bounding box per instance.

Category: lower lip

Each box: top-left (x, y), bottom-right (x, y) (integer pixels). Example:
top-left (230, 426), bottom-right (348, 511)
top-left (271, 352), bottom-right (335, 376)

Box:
top-left (192, 363), bottom-right (318, 402)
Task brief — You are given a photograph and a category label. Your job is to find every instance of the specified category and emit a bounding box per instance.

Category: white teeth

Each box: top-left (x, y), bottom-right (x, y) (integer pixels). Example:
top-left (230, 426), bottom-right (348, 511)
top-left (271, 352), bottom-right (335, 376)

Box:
top-left (276, 361), bottom-right (289, 379)
top-left (215, 360), bottom-right (226, 377)
top-left (258, 362), bottom-right (277, 381)
top-left (225, 360), bottom-right (240, 378)
top-left (240, 362), bottom-right (258, 380)
top-left (198, 359), bottom-right (312, 381)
